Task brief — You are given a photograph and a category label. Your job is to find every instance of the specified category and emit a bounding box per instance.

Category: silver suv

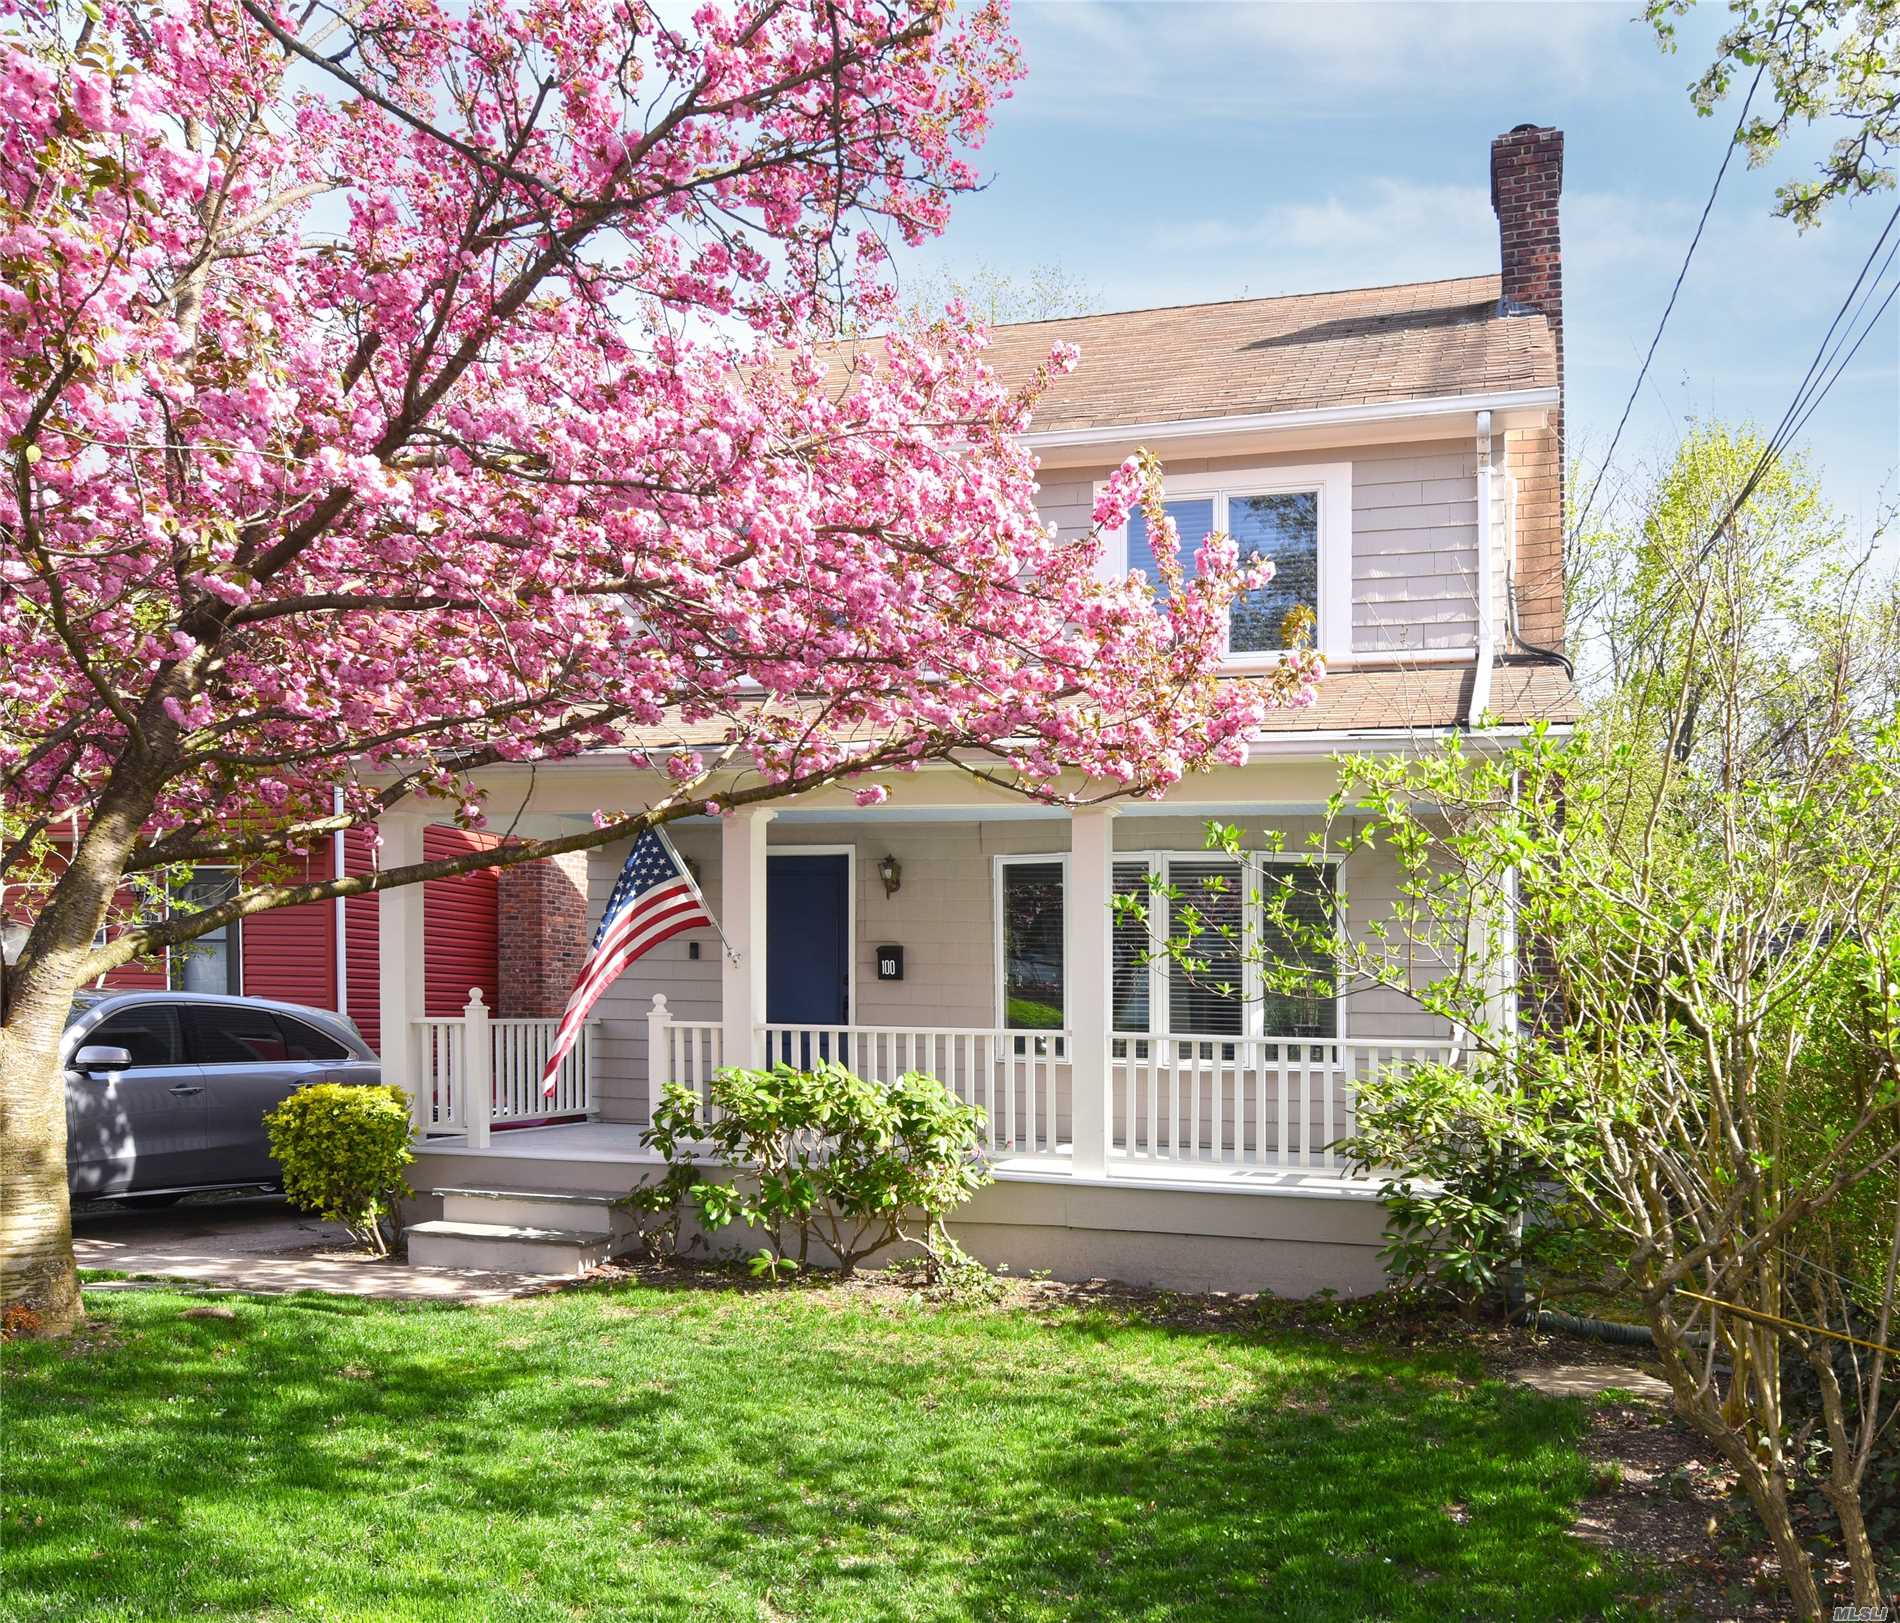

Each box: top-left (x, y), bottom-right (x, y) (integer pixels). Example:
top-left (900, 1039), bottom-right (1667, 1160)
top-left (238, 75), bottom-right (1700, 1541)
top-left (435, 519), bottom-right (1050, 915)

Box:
top-left (63, 992), bottom-right (381, 1202)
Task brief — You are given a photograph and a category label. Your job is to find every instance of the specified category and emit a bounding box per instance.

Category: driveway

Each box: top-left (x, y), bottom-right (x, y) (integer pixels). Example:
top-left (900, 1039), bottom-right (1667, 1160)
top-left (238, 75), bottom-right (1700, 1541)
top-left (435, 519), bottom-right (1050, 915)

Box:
top-left (72, 1193), bottom-right (546, 1304)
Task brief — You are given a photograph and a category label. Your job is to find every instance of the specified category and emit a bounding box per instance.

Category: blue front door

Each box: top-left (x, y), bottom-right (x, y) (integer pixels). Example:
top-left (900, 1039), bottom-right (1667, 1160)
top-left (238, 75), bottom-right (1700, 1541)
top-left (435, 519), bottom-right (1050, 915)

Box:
top-left (766, 853), bottom-right (849, 1067)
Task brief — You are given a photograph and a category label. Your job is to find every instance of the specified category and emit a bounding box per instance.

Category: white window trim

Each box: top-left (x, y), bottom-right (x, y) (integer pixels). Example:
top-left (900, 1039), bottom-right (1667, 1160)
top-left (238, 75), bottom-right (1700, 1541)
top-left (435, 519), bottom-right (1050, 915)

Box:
top-left (166, 865), bottom-right (241, 995)
top-left (992, 849), bottom-right (1345, 1044)
top-left (992, 853), bottom-right (1069, 1034)
top-left (1094, 461), bottom-right (1354, 666)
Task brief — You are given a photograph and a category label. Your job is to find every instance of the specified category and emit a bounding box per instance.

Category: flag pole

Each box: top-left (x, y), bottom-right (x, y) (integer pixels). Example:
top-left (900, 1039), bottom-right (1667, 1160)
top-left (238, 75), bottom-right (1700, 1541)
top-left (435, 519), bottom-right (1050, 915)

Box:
top-left (654, 823), bottom-right (742, 966)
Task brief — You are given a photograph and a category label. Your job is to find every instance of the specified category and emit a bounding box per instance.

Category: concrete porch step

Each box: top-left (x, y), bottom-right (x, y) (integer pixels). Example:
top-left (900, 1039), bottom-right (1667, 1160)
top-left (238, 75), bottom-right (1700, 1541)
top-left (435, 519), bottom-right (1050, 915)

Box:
top-left (432, 1186), bottom-right (636, 1240)
top-left (405, 1218), bottom-right (616, 1277)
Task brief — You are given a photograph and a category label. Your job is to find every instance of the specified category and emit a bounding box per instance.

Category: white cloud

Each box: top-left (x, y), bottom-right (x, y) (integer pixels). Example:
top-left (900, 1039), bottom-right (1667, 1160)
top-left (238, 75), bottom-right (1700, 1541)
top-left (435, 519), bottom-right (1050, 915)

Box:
top-left (1012, 0), bottom-right (1643, 125)
top-left (1154, 180), bottom-right (1690, 297)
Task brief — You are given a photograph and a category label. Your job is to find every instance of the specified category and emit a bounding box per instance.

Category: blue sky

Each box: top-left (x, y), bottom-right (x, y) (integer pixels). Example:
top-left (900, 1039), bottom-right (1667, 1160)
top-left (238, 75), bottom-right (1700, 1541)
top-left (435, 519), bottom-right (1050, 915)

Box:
top-left (896, 0), bottom-right (1898, 538)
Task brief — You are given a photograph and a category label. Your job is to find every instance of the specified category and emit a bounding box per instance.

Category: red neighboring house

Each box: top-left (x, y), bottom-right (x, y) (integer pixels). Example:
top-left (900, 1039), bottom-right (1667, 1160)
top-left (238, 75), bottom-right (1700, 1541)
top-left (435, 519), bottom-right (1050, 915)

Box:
top-left (19, 825), bottom-right (517, 1057)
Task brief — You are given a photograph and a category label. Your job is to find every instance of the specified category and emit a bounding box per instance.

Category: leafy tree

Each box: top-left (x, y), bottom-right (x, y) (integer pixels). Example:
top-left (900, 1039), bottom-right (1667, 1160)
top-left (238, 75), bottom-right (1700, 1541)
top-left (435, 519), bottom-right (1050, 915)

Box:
top-left (1161, 431), bottom-right (1900, 1617)
top-left (1649, 0), bottom-right (1900, 227)
top-left (0, 0), bottom-right (1320, 1334)
top-left (902, 261), bottom-right (1101, 325)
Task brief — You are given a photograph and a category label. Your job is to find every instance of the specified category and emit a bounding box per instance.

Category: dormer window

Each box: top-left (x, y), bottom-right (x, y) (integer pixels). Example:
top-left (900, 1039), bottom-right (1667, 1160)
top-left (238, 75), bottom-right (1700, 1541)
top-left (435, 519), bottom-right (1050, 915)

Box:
top-left (1104, 461), bottom-right (1352, 664)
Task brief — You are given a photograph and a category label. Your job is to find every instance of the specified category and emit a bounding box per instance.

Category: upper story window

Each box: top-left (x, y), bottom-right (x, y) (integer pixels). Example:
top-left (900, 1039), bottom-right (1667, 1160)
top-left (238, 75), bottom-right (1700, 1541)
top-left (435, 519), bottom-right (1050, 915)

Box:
top-left (1104, 463), bottom-right (1352, 664)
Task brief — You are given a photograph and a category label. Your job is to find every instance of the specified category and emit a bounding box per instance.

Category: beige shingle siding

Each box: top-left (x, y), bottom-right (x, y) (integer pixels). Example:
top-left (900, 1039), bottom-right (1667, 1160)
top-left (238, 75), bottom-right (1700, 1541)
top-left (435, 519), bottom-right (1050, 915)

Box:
top-left (1347, 442), bottom-right (1479, 652)
top-left (583, 812), bottom-right (1458, 1124)
top-left (1505, 425), bottom-right (1565, 651)
top-left (1032, 439), bottom-right (1487, 658)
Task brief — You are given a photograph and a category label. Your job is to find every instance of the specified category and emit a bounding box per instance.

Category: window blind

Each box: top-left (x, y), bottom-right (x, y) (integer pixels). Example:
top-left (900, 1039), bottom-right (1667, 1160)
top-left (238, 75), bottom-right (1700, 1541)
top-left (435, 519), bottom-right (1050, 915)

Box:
top-left (1111, 860), bottom-right (1152, 1032)
top-left (1166, 858), bottom-right (1245, 1035)
top-left (1000, 861), bottom-right (1064, 1029)
top-left (1259, 863), bottom-right (1337, 1037)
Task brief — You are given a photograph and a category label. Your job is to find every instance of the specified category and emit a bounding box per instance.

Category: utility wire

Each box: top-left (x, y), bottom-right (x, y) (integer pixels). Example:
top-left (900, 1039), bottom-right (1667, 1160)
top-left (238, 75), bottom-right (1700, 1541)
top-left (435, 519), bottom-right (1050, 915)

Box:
top-left (1570, 51), bottom-right (1772, 544)
top-left (1619, 192), bottom-right (1900, 668)
top-left (1692, 195), bottom-right (1900, 566)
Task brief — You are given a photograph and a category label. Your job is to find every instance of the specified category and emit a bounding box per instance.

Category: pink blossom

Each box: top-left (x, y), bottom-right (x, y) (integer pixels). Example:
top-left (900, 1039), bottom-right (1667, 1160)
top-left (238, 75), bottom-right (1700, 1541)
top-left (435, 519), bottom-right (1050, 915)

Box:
top-left (0, 0), bottom-right (1316, 962)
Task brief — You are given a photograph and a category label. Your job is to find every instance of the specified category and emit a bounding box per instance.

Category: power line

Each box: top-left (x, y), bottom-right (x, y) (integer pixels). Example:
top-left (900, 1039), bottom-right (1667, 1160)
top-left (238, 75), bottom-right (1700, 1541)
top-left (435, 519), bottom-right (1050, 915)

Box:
top-left (1695, 195), bottom-right (1900, 563)
top-left (1570, 52), bottom-right (1772, 543)
top-left (1622, 194), bottom-right (1900, 665)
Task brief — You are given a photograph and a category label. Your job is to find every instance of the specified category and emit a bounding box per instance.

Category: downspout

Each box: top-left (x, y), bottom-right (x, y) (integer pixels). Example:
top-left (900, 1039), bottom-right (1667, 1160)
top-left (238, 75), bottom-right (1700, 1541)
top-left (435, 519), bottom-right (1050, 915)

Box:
top-left (1468, 410), bottom-right (1495, 726)
top-left (333, 786), bottom-right (348, 1018)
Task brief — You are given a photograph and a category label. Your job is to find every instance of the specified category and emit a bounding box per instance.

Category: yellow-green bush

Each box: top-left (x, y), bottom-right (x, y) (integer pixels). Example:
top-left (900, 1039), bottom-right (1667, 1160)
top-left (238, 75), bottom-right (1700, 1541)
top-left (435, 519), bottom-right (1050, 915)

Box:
top-left (264, 1084), bottom-right (414, 1256)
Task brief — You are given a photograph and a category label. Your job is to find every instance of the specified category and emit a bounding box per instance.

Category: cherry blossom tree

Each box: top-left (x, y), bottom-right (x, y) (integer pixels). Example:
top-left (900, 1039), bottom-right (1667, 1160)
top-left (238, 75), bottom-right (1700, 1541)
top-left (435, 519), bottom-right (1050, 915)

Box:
top-left (0, 0), bottom-right (1321, 1332)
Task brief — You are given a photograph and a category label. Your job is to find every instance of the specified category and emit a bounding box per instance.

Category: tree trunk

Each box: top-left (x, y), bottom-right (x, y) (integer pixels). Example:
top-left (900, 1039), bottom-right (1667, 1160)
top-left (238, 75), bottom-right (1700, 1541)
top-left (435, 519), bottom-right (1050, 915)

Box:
top-left (1652, 1323), bottom-right (1829, 1620)
top-left (1823, 1477), bottom-right (1882, 1607)
top-left (0, 998), bottom-right (84, 1336)
top-left (3, 767), bottom-right (160, 1337)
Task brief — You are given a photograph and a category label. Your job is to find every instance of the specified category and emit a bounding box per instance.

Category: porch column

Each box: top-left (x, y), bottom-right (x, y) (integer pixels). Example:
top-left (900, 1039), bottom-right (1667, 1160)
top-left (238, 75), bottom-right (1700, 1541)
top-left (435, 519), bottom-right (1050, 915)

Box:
top-left (1068, 804), bottom-right (1116, 1177)
top-left (376, 813), bottom-right (428, 1135)
top-left (720, 807), bottom-right (775, 1072)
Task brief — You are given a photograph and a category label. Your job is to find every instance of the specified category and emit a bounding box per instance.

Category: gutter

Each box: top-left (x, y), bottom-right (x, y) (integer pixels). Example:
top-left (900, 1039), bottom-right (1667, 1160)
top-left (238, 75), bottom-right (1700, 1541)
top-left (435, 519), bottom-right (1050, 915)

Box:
top-left (1019, 387), bottom-right (1560, 453)
top-left (333, 785), bottom-right (348, 1018)
top-left (1469, 410), bottom-right (1496, 726)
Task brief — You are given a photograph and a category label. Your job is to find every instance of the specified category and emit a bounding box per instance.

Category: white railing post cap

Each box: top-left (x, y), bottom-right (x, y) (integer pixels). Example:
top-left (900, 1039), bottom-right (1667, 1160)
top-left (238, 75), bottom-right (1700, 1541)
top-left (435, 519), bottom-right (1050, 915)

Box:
top-left (465, 987), bottom-right (487, 1013)
top-left (649, 992), bottom-right (670, 1014)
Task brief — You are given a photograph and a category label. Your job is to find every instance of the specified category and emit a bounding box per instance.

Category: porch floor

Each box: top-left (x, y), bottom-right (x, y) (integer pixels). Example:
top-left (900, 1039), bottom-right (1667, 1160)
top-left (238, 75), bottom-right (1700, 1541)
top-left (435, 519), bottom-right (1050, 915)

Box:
top-left (416, 1121), bottom-right (1384, 1200)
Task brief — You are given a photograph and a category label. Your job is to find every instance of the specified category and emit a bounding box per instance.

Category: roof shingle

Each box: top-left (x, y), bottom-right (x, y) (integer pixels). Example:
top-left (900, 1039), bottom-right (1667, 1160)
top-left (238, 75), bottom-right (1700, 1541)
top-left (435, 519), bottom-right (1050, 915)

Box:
top-left (968, 274), bottom-right (1557, 433)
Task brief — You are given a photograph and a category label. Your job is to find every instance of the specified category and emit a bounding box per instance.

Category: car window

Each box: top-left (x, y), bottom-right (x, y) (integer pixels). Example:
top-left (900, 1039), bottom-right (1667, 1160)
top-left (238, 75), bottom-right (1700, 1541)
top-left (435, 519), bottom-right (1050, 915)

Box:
top-left (87, 1005), bottom-right (182, 1067)
top-left (183, 1005), bottom-right (290, 1064)
top-left (273, 1014), bottom-right (350, 1062)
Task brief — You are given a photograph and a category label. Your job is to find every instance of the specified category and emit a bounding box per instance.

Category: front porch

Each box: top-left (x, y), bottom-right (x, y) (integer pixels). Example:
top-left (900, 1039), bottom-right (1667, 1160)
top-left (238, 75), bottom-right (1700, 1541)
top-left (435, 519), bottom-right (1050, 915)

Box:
top-left (404, 1119), bottom-right (1403, 1295)
top-left (374, 753), bottom-right (1484, 1289)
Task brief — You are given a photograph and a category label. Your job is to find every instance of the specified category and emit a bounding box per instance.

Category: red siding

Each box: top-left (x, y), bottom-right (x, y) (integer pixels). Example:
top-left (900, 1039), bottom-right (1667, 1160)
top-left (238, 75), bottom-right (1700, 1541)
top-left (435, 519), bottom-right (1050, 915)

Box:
top-left (424, 826), bottom-right (500, 1018)
top-left (23, 822), bottom-right (497, 1058)
top-left (342, 826), bottom-right (499, 1055)
top-left (343, 829), bottom-right (381, 1051)
top-left (240, 848), bottom-right (335, 1010)
top-left (96, 946), bottom-right (166, 992)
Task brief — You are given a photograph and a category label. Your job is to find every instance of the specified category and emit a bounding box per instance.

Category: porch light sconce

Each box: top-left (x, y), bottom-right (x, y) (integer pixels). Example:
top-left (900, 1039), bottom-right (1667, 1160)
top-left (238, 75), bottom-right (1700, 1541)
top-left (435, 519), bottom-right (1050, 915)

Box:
top-left (877, 854), bottom-right (902, 899)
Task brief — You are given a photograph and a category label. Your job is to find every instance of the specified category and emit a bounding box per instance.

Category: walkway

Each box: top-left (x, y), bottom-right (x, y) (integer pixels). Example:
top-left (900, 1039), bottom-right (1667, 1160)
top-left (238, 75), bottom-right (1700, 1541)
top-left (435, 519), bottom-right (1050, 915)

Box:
top-left (72, 1194), bottom-right (548, 1304)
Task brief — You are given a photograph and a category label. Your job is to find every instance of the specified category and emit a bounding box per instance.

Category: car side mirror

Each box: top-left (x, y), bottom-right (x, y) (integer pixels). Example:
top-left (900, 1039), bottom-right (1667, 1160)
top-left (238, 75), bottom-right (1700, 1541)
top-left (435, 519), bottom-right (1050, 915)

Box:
top-left (71, 1045), bottom-right (132, 1076)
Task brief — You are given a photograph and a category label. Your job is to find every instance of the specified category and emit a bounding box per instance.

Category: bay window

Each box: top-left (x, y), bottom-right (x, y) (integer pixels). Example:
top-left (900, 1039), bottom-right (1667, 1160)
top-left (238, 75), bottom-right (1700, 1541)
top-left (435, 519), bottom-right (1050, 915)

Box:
top-left (999, 851), bottom-right (1341, 1044)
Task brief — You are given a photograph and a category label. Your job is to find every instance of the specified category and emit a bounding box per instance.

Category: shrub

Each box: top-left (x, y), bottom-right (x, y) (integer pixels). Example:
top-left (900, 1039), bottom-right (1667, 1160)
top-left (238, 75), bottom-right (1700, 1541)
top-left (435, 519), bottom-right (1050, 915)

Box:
top-left (264, 1083), bottom-right (415, 1256)
top-left (1340, 1060), bottom-right (1600, 1308)
top-left (616, 1162), bottom-right (703, 1263)
top-left (643, 1062), bottom-right (991, 1279)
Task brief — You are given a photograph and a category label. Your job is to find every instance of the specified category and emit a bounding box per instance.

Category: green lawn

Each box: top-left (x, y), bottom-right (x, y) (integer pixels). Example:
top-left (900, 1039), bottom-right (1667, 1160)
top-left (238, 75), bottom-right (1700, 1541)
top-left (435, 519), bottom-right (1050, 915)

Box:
top-left (2, 1276), bottom-right (1644, 1621)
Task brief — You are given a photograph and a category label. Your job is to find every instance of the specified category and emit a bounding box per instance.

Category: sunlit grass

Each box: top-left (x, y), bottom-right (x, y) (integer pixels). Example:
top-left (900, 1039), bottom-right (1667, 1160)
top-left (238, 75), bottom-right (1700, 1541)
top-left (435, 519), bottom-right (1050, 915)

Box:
top-left (1, 1277), bottom-right (1645, 1621)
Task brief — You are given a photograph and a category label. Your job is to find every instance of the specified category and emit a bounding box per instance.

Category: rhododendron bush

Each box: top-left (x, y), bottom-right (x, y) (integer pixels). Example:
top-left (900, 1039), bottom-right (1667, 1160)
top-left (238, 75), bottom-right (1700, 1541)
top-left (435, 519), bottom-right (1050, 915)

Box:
top-left (0, 0), bottom-right (1320, 1330)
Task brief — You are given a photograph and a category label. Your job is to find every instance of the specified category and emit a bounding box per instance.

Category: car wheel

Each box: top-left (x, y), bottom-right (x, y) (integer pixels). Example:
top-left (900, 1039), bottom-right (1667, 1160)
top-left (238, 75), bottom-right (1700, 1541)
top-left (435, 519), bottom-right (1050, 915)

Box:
top-left (121, 1193), bottom-right (186, 1209)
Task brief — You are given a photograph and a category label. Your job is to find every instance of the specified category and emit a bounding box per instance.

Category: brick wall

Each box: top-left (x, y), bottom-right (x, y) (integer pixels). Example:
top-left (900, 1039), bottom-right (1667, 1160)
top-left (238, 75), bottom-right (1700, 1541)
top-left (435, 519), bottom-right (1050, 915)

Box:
top-left (497, 850), bottom-right (590, 1018)
top-left (1491, 123), bottom-right (1566, 654)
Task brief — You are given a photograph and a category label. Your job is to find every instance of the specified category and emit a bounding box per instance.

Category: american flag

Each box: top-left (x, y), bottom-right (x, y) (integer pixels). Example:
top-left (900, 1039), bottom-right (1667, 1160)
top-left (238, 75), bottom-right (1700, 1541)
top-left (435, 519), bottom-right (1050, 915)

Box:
top-left (540, 828), bottom-right (714, 1095)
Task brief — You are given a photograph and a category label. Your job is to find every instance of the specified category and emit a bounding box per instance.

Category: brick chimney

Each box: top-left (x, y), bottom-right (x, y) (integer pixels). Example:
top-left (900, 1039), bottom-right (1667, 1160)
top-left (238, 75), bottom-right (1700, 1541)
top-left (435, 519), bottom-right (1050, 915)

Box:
top-left (1490, 123), bottom-right (1565, 396)
top-left (1490, 123), bottom-right (1566, 656)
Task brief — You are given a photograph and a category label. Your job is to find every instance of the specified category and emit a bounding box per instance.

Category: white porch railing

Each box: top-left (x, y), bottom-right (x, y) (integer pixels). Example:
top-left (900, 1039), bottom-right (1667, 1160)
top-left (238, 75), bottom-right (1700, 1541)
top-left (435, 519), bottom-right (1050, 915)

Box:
top-left (644, 998), bottom-right (1069, 1155)
top-left (642, 996), bottom-right (1462, 1174)
top-left (413, 989), bottom-right (599, 1143)
top-left (1113, 1035), bottom-right (1462, 1171)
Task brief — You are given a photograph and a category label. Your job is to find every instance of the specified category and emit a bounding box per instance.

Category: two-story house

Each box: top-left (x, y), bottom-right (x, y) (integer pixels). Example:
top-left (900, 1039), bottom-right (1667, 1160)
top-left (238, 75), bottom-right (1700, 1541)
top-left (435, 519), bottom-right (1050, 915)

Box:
top-left (389, 125), bottom-right (1580, 1292)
